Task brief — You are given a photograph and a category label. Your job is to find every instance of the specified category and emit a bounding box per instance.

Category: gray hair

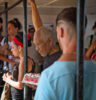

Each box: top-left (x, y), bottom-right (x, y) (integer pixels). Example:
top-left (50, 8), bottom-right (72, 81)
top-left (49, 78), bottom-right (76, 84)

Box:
top-left (35, 26), bottom-right (56, 44)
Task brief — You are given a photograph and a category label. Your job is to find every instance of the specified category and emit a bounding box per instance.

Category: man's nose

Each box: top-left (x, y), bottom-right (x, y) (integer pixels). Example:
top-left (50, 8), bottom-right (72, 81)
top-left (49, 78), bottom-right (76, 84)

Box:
top-left (36, 46), bottom-right (39, 51)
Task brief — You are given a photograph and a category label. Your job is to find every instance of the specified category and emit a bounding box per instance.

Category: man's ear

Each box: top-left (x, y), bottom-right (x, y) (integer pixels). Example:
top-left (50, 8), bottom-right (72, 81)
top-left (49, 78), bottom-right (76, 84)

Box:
top-left (60, 27), bottom-right (64, 37)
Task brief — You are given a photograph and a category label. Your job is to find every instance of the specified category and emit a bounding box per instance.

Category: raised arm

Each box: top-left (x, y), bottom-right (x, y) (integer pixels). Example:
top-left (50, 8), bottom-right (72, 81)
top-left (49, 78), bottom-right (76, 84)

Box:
top-left (85, 40), bottom-right (96, 58)
top-left (30, 0), bottom-right (43, 31)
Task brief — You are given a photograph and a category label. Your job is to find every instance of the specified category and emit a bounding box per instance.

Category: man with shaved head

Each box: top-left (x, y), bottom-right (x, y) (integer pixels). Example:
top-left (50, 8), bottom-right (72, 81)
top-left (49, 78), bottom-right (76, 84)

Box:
top-left (34, 7), bottom-right (96, 100)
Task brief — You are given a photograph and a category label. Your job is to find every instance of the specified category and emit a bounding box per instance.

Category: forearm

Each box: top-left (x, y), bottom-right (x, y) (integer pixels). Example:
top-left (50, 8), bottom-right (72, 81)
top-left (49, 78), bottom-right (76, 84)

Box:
top-left (0, 55), bottom-right (19, 65)
top-left (6, 78), bottom-right (24, 90)
top-left (30, 1), bottom-right (43, 31)
top-left (86, 45), bottom-right (94, 58)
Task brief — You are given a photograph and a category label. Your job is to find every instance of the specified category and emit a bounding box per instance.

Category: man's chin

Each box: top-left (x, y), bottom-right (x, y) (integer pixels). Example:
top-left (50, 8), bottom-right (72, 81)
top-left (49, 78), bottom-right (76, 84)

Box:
top-left (40, 53), bottom-right (47, 57)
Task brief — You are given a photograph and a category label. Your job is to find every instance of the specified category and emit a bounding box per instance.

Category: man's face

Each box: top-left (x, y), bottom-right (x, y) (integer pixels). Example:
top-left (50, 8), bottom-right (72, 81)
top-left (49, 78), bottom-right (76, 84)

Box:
top-left (33, 33), bottom-right (51, 57)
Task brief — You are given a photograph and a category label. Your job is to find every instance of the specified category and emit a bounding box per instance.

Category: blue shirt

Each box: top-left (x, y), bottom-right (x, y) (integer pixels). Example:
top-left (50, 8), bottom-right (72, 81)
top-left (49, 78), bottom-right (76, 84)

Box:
top-left (34, 60), bottom-right (96, 100)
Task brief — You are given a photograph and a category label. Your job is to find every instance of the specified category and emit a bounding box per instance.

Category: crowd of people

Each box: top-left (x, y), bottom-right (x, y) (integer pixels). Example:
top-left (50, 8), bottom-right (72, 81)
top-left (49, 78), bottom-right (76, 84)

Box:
top-left (0, 0), bottom-right (96, 100)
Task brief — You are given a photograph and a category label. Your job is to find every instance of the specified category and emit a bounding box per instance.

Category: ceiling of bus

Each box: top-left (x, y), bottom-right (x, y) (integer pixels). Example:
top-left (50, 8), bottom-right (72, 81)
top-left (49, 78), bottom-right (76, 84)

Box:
top-left (0, 0), bottom-right (96, 15)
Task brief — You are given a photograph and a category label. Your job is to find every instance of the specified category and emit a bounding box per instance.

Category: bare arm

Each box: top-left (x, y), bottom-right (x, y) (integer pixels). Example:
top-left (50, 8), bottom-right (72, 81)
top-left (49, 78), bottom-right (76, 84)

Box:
top-left (3, 58), bottom-right (24, 90)
top-left (3, 57), bottom-right (33, 89)
top-left (3, 75), bottom-right (24, 90)
top-left (85, 41), bottom-right (96, 58)
top-left (30, 0), bottom-right (43, 31)
top-left (0, 44), bottom-right (12, 56)
top-left (0, 55), bottom-right (19, 65)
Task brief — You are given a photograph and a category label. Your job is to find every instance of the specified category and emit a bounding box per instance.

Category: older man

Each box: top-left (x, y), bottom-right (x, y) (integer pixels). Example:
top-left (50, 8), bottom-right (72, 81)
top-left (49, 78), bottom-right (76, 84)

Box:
top-left (30, 0), bottom-right (62, 70)
top-left (33, 26), bottom-right (61, 69)
top-left (34, 7), bottom-right (96, 100)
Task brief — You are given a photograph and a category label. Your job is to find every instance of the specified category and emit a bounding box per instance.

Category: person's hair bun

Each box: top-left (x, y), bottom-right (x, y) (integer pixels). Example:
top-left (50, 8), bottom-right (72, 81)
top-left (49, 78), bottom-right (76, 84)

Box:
top-left (8, 18), bottom-right (22, 31)
top-left (13, 18), bottom-right (22, 30)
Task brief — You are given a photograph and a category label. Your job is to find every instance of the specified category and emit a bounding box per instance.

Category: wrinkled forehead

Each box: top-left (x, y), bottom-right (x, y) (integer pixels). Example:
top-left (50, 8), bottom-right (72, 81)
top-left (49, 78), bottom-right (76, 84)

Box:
top-left (33, 32), bottom-right (44, 44)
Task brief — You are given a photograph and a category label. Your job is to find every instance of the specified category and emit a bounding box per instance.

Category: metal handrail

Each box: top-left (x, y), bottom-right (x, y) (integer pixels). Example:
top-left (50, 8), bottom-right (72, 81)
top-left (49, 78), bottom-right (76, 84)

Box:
top-left (0, 0), bottom-right (23, 15)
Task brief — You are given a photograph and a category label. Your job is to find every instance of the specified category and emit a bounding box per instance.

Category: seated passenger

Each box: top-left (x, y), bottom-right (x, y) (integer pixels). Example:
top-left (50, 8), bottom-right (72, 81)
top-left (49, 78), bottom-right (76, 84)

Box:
top-left (34, 7), bottom-right (96, 100)
top-left (2, 32), bottom-right (34, 100)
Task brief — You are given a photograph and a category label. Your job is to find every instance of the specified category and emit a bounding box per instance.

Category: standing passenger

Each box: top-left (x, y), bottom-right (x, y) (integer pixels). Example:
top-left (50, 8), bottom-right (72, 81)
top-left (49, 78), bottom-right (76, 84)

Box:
top-left (28, 26), bottom-right (43, 71)
top-left (0, 17), bottom-right (4, 98)
top-left (0, 18), bottom-right (22, 72)
top-left (30, 0), bottom-right (62, 70)
top-left (34, 7), bottom-right (96, 100)
top-left (3, 32), bottom-right (34, 100)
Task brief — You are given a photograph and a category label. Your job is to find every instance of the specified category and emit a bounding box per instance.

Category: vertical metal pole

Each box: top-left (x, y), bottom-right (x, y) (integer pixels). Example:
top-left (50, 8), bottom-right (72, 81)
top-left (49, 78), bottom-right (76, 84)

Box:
top-left (23, 0), bottom-right (28, 100)
top-left (5, 2), bottom-right (8, 66)
top-left (5, 2), bottom-right (8, 40)
top-left (76, 0), bottom-right (86, 100)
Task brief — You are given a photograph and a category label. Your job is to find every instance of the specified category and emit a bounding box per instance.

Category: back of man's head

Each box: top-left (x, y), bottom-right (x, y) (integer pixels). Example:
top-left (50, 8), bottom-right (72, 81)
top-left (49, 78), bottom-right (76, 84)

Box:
top-left (56, 7), bottom-right (76, 28)
top-left (56, 7), bottom-right (87, 33)
top-left (56, 7), bottom-right (77, 43)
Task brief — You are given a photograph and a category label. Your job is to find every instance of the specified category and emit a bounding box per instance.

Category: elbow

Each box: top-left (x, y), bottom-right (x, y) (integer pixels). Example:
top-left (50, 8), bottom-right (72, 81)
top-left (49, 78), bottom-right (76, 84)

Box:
top-left (19, 86), bottom-right (24, 90)
top-left (18, 83), bottom-right (24, 90)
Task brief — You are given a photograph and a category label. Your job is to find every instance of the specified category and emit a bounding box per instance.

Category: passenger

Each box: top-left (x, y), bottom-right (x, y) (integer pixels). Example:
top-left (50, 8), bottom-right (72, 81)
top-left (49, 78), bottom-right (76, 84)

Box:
top-left (85, 23), bottom-right (96, 59)
top-left (85, 40), bottom-right (96, 59)
top-left (34, 7), bottom-right (96, 100)
top-left (0, 18), bottom-right (22, 72)
top-left (33, 27), bottom-right (61, 69)
top-left (0, 17), bottom-right (4, 98)
top-left (2, 32), bottom-right (34, 100)
top-left (30, 0), bottom-right (62, 70)
top-left (1, 18), bottom-right (22, 55)
top-left (85, 21), bottom-right (96, 50)
top-left (28, 26), bottom-right (43, 69)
